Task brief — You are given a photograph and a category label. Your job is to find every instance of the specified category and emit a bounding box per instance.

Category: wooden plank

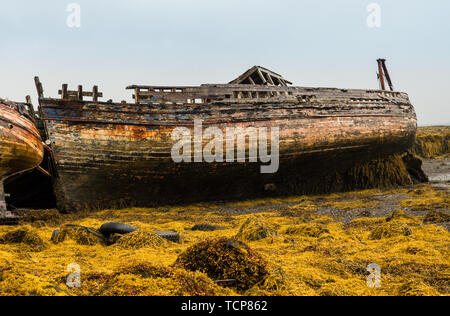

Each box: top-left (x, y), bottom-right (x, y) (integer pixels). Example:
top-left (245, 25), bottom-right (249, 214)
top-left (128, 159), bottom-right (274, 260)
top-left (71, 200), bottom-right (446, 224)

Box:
top-left (78, 85), bottom-right (83, 101)
top-left (266, 72), bottom-right (275, 86)
top-left (135, 88), bottom-right (140, 104)
top-left (58, 90), bottom-right (103, 98)
top-left (257, 68), bottom-right (268, 85)
top-left (34, 77), bottom-right (44, 99)
top-left (62, 84), bottom-right (69, 99)
top-left (93, 86), bottom-right (99, 102)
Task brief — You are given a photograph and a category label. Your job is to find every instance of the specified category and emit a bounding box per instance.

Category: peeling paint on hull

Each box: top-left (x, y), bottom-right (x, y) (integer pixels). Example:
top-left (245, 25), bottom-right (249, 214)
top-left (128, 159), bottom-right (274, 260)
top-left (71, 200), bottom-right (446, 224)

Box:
top-left (0, 101), bottom-right (44, 181)
top-left (39, 86), bottom-right (417, 212)
top-left (1, 100), bottom-right (44, 213)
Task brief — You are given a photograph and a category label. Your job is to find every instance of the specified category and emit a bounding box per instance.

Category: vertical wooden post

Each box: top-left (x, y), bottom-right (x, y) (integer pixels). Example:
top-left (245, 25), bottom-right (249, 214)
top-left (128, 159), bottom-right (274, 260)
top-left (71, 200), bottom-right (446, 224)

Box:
top-left (0, 181), bottom-right (7, 216)
top-left (78, 85), bottom-right (83, 101)
top-left (377, 59), bottom-right (386, 91)
top-left (62, 84), bottom-right (68, 99)
top-left (25, 95), bottom-right (36, 120)
top-left (93, 86), bottom-right (99, 102)
top-left (34, 77), bottom-right (44, 103)
top-left (134, 88), bottom-right (140, 104)
top-left (381, 60), bottom-right (394, 91)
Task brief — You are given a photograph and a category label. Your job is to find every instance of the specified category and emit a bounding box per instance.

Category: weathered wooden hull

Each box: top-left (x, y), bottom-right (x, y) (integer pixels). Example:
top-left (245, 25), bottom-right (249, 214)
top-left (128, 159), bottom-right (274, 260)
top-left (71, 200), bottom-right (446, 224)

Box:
top-left (0, 101), bottom-right (44, 181)
top-left (0, 100), bottom-right (44, 214)
top-left (39, 86), bottom-right (417, 212)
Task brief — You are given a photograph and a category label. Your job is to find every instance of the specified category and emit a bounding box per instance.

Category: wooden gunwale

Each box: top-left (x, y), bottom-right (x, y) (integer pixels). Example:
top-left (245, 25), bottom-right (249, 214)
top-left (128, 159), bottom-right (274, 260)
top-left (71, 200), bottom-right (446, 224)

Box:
top-left (40, 113), bottom-right (411, 127)
top-left (0, 115), bottom-right (42, 140)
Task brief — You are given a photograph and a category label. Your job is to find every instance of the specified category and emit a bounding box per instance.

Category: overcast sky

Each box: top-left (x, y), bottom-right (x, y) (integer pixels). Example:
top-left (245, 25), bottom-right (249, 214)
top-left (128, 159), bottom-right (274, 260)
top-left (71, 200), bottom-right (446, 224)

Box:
top-left (0, 0), bottom-right (449, 125)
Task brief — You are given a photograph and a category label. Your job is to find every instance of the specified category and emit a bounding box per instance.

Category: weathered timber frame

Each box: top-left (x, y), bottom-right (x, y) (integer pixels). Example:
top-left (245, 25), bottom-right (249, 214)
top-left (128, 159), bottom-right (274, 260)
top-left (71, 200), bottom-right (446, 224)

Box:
top-left (128, 83), bottom-right (408, 106)
top-left (377, 59), bottom-right (394, 91)
top-left (229, 66), bottom-right (293, 86)
top-left (58, 85), bottom-right (103, 101)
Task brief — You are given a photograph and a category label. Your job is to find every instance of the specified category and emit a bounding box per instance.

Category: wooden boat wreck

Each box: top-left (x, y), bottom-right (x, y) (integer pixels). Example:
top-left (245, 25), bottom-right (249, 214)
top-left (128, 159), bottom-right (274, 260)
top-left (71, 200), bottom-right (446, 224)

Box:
top-left (36, 64), bottom-right (417, 212)
top-left (0, 98), bottom-right (44, 220)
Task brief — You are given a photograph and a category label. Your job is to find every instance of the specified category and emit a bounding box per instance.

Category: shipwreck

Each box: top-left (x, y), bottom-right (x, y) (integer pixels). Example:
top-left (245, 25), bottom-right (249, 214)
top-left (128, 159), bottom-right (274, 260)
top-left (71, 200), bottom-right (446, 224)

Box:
top-left (0, 98), bottom-right (44, 221)
top-left (35, 62), bottom-right (417, 212)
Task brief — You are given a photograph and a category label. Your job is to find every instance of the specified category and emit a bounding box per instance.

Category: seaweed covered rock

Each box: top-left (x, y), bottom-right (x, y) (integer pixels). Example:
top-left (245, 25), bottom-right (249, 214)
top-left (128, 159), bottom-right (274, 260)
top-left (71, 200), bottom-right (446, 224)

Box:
top-left (116, 261), bottom-right (172, 279)
top-left (191, 224), bottom-right (224, 232)
top-left (64, 262), bottom-right (234, 296)
top-left (386, 210), bottom-right (415, 223)
top-left (52, 225), bottom-right (104, 246)
top-left (402, 153), bottom-right (429, 183)
top-left (174, 237), bottom-right (269, 291)
top-left (115, 230), bottom-right (167, 249)
top-left (399, 190), bottom-right (450, 211)
top-left (423, 210), bottom-right (450, 224)
top-left (369, 221), bottom-right (412, 240)
top-left (0, 226), bottom-right (47, 251)
top-left (397, 280), bottom-right (440, 296)
top-left (345, 154), bottom-right (413, 189)
top-left (244, 266), bottom-right (292, 296)
top-left (410, 127), bottom-right (449, 159)
top-left (235, 216), bottom-right (278, 241)
top-left (17, 209), bottom-right (63, 227)
top-left (285, 223), bottom-right (330, 238)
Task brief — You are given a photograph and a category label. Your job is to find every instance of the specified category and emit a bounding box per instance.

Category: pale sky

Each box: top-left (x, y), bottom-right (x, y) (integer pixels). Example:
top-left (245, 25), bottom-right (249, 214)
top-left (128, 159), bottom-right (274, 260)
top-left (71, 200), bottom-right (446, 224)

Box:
top-left (0, 0), bottom-right (449, 125)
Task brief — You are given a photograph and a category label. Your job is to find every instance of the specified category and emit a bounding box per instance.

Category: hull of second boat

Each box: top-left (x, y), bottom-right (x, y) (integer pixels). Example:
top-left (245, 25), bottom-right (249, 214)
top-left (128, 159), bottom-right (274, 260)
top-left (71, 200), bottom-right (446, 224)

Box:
top-left (41, 110), bottom-right (416, 212)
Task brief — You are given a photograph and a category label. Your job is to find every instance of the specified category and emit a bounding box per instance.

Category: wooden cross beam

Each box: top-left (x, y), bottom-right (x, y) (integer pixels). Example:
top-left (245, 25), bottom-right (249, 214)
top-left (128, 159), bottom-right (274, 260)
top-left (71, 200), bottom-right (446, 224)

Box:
top-left (58, 85), bottom-right (103, 101)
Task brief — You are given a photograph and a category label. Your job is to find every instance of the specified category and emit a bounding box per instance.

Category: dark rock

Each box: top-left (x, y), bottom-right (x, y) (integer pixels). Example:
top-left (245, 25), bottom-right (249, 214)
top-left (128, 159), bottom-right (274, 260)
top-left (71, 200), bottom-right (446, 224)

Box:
top-left (51, 229), bottom-right (60, 242)
top-left (99, 222), bottom-right (138, 237)
top-left (153, 231), bottom-right (180, 243)
top-left (403, 153), bottom-right (429, 183)
top-left (191, 224), bottom-right (223, 231)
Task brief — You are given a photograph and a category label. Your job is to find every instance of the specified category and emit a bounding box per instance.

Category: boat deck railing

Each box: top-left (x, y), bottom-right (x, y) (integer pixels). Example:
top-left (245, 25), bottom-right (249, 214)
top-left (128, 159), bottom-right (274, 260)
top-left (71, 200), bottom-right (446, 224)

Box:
top-left (126, 84), bottom-right (407, 106)
top-left (33, 76), bottom-right (408, 107)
